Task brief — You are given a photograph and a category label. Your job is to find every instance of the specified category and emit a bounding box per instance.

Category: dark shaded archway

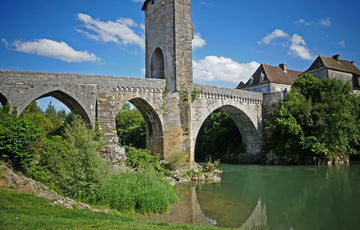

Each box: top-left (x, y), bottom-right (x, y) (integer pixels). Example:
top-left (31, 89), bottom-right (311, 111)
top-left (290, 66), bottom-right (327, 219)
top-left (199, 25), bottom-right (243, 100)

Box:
top-left (194, 105), bottom-right (261, 162)
top-left (150, 48), bottom-right (165, 79)
top-left (25, 90), bottom-right (91, 124)
top-left (0, 92), bottom-right (8, 107)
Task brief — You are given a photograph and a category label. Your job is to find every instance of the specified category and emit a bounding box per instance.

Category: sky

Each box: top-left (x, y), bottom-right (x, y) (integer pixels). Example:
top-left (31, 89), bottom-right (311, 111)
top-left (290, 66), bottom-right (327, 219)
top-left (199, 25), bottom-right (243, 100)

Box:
top-left (1, 0), bottom-right (359, 111)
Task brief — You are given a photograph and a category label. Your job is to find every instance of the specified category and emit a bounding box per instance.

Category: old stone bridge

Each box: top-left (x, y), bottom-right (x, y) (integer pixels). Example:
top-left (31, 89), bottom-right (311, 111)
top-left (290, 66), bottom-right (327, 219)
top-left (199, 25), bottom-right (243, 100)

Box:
top-left (0, 0), bottom-right (281, 163)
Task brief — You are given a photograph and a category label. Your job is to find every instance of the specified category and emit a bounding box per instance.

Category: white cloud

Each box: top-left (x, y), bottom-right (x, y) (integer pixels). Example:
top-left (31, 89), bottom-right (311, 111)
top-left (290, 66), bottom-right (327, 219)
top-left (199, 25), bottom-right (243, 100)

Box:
top-left (289, 34), bottom-right (314, 60)
top-left (258, 29), bottom-right (289, 45)
top-left (193, 56), bottom-right (260, 84)
top-left (1, 38), bottom-right (8, 48)
top-left (131, 0), bottom-right (144, 2)
top-left (259, 28), bottom-right (314, 61)
top-left (192, 33), bottom-right (206, 50)
top-left (338, 40), bottom-right (346, 48)
top-left (294, 19), bottom-right (309, 26)
top-left (77, 13), bottom-right (145, 50)
top-left (13, 39), bottom-right (100, 63)
top-left (320, 17), bottom-right (331, 27)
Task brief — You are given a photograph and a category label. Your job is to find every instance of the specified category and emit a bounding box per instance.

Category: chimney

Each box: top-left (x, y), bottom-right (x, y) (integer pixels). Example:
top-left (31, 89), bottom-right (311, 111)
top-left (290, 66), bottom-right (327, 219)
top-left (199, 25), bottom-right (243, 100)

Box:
top-left (351, 61), bottom-right (356, 65)
top-left (333, 54), bottom-right (340, 61)
top-left (279, 63), bottom-right (287, 73)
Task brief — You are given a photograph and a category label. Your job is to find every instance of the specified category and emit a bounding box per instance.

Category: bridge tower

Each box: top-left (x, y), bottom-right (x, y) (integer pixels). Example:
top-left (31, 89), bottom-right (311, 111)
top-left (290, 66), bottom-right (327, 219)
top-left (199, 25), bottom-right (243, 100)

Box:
top-left (142, 0), bottom-right (194, 161)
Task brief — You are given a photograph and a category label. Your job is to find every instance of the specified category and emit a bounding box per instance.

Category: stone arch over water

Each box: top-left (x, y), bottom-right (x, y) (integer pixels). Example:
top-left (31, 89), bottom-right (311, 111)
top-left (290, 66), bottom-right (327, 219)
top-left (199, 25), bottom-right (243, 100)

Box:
top-left (150, 47), bottom-right (165, 79)
top-left (193, 104), bottom-right (261, 160)
top-left (20, 90), bottom-right (91, 124)
top-left (117, 97), bottom-right (164, 157)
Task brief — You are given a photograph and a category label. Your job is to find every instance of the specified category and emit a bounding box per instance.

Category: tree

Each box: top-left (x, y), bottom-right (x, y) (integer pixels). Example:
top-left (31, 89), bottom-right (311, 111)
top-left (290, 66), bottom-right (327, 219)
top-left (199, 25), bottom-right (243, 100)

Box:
top-left (116, 103), bottom-right (146, 149)
top-left (0, 106), bottom-right (46, 172)
top-left (266, 74), bottom-right (360, 164)
top-left (195, 110), bottom-right (244, 162)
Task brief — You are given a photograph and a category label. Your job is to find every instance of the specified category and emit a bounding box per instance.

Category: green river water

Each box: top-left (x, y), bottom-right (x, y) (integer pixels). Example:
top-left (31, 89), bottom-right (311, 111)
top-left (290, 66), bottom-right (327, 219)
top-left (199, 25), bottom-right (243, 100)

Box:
top-left (194, 163), bottom-right (360, 230)
top-left (141, 163), bottom-right (360, 229)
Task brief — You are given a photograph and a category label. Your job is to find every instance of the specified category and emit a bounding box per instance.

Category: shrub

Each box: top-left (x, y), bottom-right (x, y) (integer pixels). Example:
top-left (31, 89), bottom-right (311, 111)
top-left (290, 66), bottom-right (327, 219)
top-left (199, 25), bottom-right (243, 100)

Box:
top-left (0, 107), bottom-right (45, 172)
top-left (125, 146), bottom-right (160, 169)
top-left (45, 118), bottom-right (110, 200)
top-left (164, 152), bottom-right (187, 170)
top-left (97, 169), bottom-right (178, 213)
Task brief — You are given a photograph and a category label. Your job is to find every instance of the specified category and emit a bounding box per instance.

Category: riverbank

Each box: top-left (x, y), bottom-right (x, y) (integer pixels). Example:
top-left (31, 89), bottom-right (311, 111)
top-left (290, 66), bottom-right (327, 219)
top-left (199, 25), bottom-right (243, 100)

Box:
top-left (0, 163), bottom-right (227, 229)
top-left (0, 189), bottom-right (232, 230)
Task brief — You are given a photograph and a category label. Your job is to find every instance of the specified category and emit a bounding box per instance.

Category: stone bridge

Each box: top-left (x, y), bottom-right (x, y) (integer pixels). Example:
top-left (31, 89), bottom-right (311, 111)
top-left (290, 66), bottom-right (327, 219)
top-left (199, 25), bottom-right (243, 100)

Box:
top-left (0, 0), bottom-right (280, 163)
top-left (0, 70), bottom-right (266, 162)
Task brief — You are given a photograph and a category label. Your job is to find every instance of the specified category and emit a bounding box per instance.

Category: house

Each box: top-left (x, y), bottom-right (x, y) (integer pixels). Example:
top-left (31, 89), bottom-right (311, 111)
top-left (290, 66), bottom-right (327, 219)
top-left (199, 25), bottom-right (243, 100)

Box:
top-left (305, 54), bottom-right (360, 91)
top-left (237, 63), bottom-right (302, 93)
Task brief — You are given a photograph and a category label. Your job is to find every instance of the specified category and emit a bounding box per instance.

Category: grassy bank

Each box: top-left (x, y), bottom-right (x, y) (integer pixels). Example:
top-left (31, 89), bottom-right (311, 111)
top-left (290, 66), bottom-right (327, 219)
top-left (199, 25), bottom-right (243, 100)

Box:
top-left (0, 189), bottom-right (230, 230)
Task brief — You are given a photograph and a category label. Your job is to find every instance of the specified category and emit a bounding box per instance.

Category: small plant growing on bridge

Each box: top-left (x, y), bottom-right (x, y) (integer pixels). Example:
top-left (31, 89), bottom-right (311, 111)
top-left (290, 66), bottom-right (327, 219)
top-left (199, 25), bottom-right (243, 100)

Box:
top-left (191, 86), bottom-right (203, 102)
top-left (162, 86), bottom-right (169, 99)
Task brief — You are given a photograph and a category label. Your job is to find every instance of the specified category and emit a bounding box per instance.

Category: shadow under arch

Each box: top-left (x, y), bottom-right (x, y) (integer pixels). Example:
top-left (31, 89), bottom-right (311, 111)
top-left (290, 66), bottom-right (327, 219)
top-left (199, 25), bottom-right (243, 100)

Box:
top-left (22, 90), bottom-right (91, 124)
top-left (150, 47), bottom-right (165, 79)
top-left (195, 105), bottom-right (261, 159)
top-left (0, 92), bottom-right (8, 107)
top-left (126, 97), bottom-right (164, 157)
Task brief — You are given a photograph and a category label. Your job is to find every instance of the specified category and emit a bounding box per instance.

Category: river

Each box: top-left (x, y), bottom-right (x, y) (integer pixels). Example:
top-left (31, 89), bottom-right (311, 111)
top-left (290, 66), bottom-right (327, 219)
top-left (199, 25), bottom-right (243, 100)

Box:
top-left (141, 163), bottom-right (360, 230)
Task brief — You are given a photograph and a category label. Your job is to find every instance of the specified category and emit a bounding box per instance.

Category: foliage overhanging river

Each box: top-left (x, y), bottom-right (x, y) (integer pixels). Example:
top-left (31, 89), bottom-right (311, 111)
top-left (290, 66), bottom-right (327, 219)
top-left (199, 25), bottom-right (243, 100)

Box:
top-left (141, 163), bottom-right (360, 230)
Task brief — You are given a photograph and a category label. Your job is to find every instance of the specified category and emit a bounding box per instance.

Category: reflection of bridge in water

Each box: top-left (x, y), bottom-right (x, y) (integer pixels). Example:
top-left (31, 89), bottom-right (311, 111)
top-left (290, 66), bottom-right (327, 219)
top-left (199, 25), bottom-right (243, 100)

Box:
top-left (139, 186), bottom-right (269, 230)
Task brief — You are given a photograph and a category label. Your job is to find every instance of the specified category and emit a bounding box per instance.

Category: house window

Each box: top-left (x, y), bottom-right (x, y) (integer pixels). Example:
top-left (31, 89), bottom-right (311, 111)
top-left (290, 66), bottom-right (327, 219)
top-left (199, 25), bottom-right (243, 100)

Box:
top-left (259, 73), bottom-right (264, 82)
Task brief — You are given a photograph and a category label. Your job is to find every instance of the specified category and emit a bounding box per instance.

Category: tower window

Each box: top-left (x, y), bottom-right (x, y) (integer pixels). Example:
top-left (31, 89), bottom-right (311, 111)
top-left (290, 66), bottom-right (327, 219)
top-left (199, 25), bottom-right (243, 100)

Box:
top-left (150, 48), bottom-right (165, 79)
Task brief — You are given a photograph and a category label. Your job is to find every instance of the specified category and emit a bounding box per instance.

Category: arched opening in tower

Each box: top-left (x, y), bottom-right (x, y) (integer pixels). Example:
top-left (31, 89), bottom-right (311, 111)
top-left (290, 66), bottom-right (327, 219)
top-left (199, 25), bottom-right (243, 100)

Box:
top-left (150, 48), bottom-right (165, 79)
top-left (115, 98), bottom-right (164, 157)
top-left (195, 109), bottom-right (244, 162)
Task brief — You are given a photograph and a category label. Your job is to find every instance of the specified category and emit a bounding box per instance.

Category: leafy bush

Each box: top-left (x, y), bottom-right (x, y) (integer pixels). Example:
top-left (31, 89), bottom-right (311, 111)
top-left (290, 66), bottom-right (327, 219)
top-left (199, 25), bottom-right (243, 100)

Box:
top-left (164, 152), bottom-right (187, 170)
top-left (45, 118), bottom-right (110, 200)
top-left (0, 107), bottom-right (46, 172)
top-left (97, 169), bottom-right (178, 213)
top-left (125, 146), bottom-right (160, 169)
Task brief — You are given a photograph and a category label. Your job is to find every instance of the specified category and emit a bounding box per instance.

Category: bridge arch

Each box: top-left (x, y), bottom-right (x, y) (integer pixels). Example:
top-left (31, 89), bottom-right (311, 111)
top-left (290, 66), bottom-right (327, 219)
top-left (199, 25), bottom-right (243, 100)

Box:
top-left (150, 47), bottom-right (165, 79)
top-left (193, 104), bottom-right (261, 160)
top-left (20, 90), bottom-right (91, 124)
top-left (0, 92), bottom-right (8, 107)
top-left (116, 97), bottom-right (164, 157)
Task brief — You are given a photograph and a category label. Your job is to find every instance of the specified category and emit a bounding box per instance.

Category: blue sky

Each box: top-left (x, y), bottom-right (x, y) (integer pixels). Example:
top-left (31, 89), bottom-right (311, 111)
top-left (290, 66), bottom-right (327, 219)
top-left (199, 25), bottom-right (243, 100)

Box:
top-left (1, 0), bottom-right (359, 111)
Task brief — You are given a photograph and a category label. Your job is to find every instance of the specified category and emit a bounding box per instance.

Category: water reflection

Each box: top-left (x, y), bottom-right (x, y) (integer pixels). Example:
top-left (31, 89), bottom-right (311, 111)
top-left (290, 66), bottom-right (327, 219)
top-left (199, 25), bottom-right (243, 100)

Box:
top-left (138, 186), bottom-right (214, 226)
top-left (196, 163), bottom-right (360, 230)
top-left (139, 163), bottom-right (360, 230)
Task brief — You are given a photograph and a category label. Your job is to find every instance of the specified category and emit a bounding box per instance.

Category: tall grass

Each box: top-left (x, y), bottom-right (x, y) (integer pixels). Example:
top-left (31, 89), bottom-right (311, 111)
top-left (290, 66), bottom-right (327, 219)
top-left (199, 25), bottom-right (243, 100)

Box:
top-left (97, 169), bottom-right (178, 213)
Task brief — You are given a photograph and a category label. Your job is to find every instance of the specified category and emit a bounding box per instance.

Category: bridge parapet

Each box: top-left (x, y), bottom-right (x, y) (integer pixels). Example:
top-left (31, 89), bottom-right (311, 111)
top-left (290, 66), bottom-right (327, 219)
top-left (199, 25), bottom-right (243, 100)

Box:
top-left (0, 70), bottom-right (166, 93)
top-left (194, 84), bottom-right (263, 105)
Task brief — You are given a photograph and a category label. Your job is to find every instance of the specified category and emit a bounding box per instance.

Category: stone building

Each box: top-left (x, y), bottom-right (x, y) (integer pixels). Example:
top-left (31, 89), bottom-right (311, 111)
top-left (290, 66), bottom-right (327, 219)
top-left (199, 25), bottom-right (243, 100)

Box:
top-left (237, 63), bottom-right (302, 93)
top-left (305, 54), bottom-right (360, 91)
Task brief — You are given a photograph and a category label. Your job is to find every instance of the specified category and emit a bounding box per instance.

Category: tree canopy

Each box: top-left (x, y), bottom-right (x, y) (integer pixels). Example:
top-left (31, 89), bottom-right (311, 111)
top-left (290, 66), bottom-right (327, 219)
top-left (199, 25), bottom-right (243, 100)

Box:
top-left (266, 74), bottom-right (360, 164)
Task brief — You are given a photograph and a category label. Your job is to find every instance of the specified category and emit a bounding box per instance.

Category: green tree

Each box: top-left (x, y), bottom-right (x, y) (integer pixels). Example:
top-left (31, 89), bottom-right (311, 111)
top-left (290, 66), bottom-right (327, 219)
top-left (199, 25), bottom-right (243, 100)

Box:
top-left (116, 103), bottom-right (146, 149)
top-left (45, 118), bottom-right (108, 200)
top-left (45, 102), bottom-right (65, 133)
top-left (195, 110), bottom-right (244, 161)
top-left (266, 74), bottom-right (360, 164)
top-left (0, 106), bottom-right (46, 172)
